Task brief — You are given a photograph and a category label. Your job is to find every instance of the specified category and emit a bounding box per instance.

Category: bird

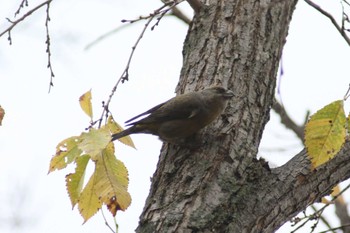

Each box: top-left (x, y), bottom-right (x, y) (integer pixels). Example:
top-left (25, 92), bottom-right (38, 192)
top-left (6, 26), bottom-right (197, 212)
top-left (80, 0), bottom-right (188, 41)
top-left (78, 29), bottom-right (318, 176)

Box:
top-left (111, 86), bottom-right (234, 144)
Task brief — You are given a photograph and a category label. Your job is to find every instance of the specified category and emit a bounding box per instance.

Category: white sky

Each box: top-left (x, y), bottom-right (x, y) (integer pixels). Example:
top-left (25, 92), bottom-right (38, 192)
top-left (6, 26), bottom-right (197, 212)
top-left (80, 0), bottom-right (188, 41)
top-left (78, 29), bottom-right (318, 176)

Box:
top-left (0, 0), bottom-right (349, 233)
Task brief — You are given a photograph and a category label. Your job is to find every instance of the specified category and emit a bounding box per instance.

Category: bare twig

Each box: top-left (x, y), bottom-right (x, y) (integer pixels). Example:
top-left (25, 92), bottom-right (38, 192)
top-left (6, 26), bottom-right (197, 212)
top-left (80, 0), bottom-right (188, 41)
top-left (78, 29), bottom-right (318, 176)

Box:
top-left (304, 0), bottom-right (350, 46)
top-left (0, 0), bottom-right (55, 91)
top-left (45, 1), bottom-right (55, 92)
top-left (85, 0), bottom-right (187, 50)
top-left (318, 223), bottom-right (350, 233)
top-left (101, 209), bottom-right (116, 233)
top-left (272, 98), bottom-right (304, 140)
top-left (14, 0), bottom-right (29, 17)
top-left (97, 0), bottom-right (183, 128)
top-left (0, 0), bottom-right (51, 43)
top-left (291, 183), bottom-right (350, 232)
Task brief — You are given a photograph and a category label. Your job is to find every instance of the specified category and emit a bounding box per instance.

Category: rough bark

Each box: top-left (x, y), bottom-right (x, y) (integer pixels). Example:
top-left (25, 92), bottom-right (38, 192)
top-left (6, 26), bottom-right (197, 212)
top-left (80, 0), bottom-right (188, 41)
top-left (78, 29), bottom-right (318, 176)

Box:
top-left (136, 0), bottom-right (350, 232)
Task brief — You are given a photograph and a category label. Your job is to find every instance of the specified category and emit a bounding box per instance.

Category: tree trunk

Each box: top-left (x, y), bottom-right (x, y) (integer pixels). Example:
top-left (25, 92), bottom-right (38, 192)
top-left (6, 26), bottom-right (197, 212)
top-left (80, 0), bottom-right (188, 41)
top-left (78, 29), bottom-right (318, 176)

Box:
top-left (136, 1), bottom-right (350, 232)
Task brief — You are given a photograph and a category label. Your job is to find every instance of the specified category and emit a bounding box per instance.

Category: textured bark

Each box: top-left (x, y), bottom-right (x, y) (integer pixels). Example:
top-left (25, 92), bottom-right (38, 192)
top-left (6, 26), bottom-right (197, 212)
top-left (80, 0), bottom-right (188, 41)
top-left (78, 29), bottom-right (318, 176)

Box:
top-left (136, 0), bottom-right (350, 232)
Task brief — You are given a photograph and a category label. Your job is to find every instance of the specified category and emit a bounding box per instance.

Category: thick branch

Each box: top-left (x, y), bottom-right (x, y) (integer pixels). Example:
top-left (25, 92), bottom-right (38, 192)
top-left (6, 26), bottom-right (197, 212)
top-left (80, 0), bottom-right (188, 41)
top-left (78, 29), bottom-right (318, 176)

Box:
top-left (263, 142), bottom-right (350, 231)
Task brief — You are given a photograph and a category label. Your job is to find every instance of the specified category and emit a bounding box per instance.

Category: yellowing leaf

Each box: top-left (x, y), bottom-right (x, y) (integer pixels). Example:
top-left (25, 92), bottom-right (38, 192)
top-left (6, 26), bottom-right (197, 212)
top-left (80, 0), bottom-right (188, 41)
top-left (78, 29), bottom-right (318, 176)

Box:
top-left (106, 116), bottom-right (136, 149)
top-left (0, 105), bottom-right (4, 125)
top-left (78, 128), bottom-right (111, 161)
top-left (49, 136), bottom-right (82, 172)
top-left (66, 154), bottom-right (90, 208)
top-left (94, 143), bottom-right (131, 215)
top-left (78, 171), bottom-right (102, 223)
top-left (79, 90), bottom-right (93, 120)
top-left (305, 100), bottom-right (346, 168)
top-left (347, 113), bottom-right (350, 135)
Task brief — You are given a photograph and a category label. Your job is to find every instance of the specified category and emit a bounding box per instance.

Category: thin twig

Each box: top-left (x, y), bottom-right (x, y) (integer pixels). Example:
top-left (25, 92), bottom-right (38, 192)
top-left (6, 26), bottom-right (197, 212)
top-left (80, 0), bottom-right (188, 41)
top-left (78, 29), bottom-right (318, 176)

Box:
top-left (85, 2), bottom-right (191, 50)
top-left (291, 183), bottom-right (350, 232)
top-left (0, 0), bottom-right (51, 42)
top-left (0, 0), bottom-right (55, 92)
top-left (45, 0), bottom-right (55, 92)
top-left (14, 0), bottom-right (29, 17)
top-left (101, 208), bottom-right (116, 233)
top-left (304, 0), bottom-right (350, 46)
top-left (96, 0), bottom-right (183, 128)
top-left (272, 98), bottom-right (304, 140)
top-left (318, 223), bottom-right (350, 233)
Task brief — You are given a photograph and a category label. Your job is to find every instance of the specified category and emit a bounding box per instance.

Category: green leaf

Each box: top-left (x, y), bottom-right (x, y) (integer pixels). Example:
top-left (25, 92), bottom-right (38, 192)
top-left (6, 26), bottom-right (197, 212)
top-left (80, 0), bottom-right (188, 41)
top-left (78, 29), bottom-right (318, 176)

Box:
top-left (305, 100), bottom-right (346, 168)
top-left (49, 136), bottom-right (82, 172)
top-left (79, 90), bottom-right (93, 120)
top-left (66, 154), bottom-right (90, 208)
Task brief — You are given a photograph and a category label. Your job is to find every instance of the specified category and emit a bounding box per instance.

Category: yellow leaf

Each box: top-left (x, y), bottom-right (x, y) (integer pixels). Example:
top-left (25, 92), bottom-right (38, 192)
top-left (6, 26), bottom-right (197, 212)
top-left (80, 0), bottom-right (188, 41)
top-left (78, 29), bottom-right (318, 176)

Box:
top-left (347, 113), bottom-right (350, 135)
top-left (78, 171), bottom-right (102, 223)
top-left (78, 128), bottom-right (111, 161)
top-left (305, 100), bottom-right (346, 169)
top-left (0, 105), bottom-right (4, 126)
top-left (94, 143), bottom-right (131, 215)
top-left (106, 116), bottom-right (136, 149)
top-left (79, 90), bottom-right (93, 120)
top-left (66, 155), bottom-right (90, 208)
top-left (49, 136), bottom-right (82, 172)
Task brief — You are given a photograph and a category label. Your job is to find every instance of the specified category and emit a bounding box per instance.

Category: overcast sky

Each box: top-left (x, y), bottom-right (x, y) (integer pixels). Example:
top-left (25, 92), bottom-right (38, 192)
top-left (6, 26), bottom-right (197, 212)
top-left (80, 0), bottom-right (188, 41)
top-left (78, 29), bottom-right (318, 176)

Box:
top-left (0, 1), bottom-right (350, 233)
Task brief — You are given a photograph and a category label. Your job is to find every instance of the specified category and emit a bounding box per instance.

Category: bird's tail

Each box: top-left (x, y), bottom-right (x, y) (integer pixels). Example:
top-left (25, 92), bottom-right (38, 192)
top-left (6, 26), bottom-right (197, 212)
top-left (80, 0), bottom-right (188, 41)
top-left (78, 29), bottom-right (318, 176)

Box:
top-left (111, 126), bottom-right (137, 141)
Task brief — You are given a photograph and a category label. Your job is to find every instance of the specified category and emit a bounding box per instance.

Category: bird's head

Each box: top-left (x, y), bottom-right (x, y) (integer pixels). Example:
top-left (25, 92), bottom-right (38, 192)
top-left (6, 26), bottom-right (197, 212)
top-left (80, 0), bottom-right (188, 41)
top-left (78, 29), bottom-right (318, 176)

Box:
top-left (203, 86), bottom-right (234, 99)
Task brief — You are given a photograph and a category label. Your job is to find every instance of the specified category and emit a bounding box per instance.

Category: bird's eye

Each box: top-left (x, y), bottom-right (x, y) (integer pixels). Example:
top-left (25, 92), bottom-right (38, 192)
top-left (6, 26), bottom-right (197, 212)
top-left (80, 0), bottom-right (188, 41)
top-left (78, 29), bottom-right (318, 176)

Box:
top-left (215, 87), bottom-right (225, 93)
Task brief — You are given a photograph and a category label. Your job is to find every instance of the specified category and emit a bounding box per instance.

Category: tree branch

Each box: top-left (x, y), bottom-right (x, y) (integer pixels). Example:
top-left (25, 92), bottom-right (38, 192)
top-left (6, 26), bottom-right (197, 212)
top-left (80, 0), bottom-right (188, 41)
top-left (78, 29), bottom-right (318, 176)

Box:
top-left (272, 98), bottom-right (305, 140)
top-left (304, 0), bottom-right (350, 46)
top-left (261, 142), bottom-right (350, 232)
top-left (170, 6), bottom-right (191, 24)
top-left (96, 0), bottom-right (183, 128)
top-left (0, 0), bottom-right (52, 44)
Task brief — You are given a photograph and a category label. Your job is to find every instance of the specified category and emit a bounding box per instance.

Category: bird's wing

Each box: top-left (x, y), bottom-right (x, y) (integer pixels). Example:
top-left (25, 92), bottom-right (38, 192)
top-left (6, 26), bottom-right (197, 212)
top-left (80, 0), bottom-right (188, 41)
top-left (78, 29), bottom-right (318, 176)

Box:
top-left (129, 93), bottom-right (203, 125)
top-left (125, 102), bottom-right (166, 124)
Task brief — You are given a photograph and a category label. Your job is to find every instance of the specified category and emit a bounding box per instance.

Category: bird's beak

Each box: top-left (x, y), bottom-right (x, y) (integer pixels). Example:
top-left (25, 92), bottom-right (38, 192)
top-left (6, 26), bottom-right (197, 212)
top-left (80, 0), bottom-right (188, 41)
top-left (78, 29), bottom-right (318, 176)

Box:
top-left (224, 90), bottom-right (234, 98)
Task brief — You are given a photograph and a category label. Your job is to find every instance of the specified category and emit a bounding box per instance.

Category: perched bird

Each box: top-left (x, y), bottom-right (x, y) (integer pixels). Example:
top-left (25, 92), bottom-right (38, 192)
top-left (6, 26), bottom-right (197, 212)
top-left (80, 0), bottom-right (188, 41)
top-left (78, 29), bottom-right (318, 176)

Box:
top-left (111, 86), bottom-right (234, 144)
